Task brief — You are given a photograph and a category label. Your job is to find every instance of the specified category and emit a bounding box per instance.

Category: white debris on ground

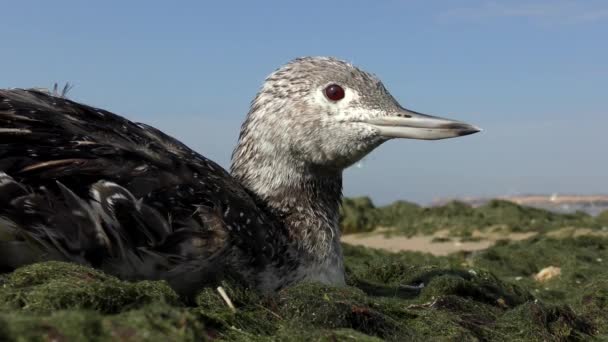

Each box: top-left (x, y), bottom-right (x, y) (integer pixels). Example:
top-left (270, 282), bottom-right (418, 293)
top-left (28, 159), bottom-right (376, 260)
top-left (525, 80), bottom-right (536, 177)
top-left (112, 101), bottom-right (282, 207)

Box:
top-left (533, 266), bottom-right (561, 282)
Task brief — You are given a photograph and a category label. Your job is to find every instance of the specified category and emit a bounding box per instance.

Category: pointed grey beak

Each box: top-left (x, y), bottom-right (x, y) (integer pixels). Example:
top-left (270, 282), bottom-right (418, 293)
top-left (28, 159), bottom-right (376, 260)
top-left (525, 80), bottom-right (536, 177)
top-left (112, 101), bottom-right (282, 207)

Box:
top-left (364, 107), bottom-right (481, 140)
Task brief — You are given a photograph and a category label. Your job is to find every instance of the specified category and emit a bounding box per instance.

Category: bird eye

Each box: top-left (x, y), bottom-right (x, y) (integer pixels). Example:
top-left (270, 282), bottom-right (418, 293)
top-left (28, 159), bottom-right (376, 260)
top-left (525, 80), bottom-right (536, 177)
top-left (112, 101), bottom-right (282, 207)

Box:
top-left (324, 84), bottom-right (345, 101)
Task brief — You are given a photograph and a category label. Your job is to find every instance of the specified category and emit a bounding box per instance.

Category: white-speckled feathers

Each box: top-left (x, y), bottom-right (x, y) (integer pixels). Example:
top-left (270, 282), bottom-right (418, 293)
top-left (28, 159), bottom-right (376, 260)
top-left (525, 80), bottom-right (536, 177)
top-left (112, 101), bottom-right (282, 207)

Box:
top-left (0, 89), bottom-right (294, 296)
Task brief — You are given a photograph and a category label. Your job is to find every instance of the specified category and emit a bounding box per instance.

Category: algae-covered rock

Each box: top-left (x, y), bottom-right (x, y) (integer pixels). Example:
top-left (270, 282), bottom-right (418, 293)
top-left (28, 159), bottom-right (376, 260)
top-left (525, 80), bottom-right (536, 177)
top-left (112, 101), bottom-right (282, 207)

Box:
top-left (598, 210), bottom-right (608, 226)
top-left (344, 243), bottom-right (532, 308)
top-left (373, 200), bottom-right (421, 229)
top-left (0, 303), bottom-right (204, 341)
top-left (471, 236), bottom-right (608, 305)
top-left (194, 281), bottom-right (278, 338)
top-left (277, 283), bottom-right (399, 339)
top-left (342, 241), bottom-right (596, 341)
top-left (490, 301), bottom-right (594, 341)
top-left (0, 236), bottom-right (604, 340)
top-left (340, 197), bottom-right (379, 234)
top-left (285, 328), bottom-right (385, 342)
top-left (578, 275), bottom-right (608, 336)
top-left (413, 269), bottom-right (533, 308)
top-left (0, 261), bottom-right (179, 313)
top-left (339, 197), bottom-right (603, 237)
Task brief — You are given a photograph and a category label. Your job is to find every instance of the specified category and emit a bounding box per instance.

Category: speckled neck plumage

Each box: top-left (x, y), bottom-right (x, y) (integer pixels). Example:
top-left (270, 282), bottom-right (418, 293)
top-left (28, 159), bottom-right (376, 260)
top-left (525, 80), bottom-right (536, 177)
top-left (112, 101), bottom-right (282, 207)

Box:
top-left (230, 61), bottom-right (352, 283)
top-left (231, 127), bottom-right (346, 283)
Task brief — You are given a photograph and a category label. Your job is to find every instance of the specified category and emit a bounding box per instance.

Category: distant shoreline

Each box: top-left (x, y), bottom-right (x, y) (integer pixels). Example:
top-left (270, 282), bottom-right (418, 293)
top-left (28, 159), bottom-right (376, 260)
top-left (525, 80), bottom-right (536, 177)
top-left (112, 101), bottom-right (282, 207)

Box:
top-left (433, 194), bottom-right (608, 216)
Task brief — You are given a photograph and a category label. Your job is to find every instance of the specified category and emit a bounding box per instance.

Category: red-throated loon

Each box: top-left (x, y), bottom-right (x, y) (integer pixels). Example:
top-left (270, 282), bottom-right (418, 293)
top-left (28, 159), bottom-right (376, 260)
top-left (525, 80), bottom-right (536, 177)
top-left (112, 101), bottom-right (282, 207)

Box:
top-left (0, 57), bottom-right (480, 297)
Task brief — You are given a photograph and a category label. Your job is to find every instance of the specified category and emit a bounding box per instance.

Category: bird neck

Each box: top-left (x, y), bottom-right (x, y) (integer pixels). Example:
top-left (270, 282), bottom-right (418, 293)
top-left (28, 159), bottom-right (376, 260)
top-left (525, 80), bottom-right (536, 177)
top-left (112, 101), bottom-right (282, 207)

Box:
top-left (230, 140), bottom-right (344, 271)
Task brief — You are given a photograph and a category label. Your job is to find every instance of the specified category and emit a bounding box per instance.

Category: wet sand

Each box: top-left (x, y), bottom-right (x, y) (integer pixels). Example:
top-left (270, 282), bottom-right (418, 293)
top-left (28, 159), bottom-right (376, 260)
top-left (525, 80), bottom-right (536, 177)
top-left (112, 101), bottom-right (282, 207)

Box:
top-left (341, 230), bottom-right (536, 256)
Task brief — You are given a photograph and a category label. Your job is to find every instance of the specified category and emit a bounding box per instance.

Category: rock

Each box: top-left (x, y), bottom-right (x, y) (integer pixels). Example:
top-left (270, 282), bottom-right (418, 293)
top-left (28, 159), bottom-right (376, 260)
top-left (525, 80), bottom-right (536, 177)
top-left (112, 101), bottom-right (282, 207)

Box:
top-left (534, 266), bottom-right (562, 282)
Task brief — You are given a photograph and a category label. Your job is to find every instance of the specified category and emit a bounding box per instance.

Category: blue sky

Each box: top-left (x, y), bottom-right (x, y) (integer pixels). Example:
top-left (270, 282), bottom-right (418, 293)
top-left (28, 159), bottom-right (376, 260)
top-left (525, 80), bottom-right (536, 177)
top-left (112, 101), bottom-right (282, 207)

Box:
top-left (2, 1), bottom-right (606, 204)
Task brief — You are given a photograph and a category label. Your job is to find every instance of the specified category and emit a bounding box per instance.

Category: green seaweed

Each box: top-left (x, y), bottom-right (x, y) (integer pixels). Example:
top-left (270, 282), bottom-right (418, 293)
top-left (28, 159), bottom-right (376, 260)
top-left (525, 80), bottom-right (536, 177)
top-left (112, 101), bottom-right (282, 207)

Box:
top-left (598, 210), bottom-right (608, 226)
top-left (341, 197), bottom-right (602, 237)
top-left (340, 197), bottom-right (381, 234)
top-left (0, 261), bottom-right (179, 313)
top-left (0, 304), bottom-right (205, 341)
top-left (0, 242), bottom-right (599, 341)
top-left (1, 199), bottom-right (607, 340)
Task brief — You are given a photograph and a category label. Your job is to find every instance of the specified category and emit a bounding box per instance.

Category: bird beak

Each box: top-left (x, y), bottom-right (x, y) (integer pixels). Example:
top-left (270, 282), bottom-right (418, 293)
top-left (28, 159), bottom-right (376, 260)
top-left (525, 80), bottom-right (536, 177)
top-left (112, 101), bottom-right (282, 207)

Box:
top-left (363, 107), bottom-right (481, 140)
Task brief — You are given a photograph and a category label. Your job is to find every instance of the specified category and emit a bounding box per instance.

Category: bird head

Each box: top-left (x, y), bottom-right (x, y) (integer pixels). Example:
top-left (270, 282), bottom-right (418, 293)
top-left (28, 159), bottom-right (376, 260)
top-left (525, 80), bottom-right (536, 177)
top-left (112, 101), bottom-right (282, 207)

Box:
top-left (235, 57), bottom-right (480, 172)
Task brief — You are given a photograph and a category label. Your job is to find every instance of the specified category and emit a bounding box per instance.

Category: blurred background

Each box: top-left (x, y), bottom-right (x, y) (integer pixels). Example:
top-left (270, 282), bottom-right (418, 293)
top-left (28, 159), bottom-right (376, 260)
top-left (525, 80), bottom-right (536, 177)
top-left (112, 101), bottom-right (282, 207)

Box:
top-left (2, 0), bottom-right (606, 205)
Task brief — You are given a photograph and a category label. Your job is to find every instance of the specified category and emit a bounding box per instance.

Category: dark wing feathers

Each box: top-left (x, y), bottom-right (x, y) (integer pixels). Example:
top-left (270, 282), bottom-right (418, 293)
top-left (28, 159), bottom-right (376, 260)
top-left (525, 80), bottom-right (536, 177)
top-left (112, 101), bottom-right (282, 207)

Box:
top-left (0, 89), bottom-right (278, 295)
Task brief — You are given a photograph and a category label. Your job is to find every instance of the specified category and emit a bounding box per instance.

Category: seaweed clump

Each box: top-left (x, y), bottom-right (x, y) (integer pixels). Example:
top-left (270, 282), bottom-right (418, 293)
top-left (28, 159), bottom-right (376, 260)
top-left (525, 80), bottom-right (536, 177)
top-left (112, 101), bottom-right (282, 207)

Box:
top-left (0, 240), bottom-right (601, 341)
top-left (0, 262), bottom-right (204, 341)
top-left (340, 197), bottom-right (381, 234)
top-left (0, 197), bottom-right (603, 340)
top-left (340, 197), bottom-right (602, 236)
top-left (0, 261), bottom-right (179, 313)
top-left (598, 209), bottom-right (608, 226)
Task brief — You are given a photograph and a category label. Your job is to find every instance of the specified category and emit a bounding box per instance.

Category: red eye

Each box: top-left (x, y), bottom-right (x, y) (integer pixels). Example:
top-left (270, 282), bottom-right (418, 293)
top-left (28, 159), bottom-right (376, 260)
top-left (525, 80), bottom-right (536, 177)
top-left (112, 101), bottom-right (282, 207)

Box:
top-left (324, 84), bottom-right (345, 101)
